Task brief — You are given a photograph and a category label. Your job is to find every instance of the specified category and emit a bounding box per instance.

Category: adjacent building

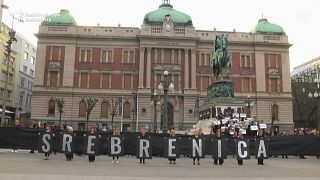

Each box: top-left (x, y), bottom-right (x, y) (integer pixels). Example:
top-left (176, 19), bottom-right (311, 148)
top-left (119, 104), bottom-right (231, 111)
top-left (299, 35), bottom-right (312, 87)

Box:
top-left (0, 22), bottom-right (18, 123)
top-left (32, 1), bottom-right (293, 130)
top-left (12, 32), bottom-right (36, 121)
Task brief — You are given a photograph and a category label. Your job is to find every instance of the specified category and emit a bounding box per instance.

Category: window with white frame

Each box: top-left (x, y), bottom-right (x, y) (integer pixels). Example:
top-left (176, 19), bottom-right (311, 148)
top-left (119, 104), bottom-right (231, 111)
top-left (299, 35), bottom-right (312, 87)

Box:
top-left (79, 48), bottom-right (92, 62)
top-left (101, 49), bottom-right (113, 63)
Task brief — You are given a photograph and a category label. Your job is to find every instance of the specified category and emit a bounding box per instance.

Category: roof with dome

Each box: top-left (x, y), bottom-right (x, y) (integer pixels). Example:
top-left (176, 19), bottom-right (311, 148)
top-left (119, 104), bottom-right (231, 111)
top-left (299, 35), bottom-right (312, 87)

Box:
top-left (42, 9), bottom-right (77, 26)
top-left (251, 18), bottom-right (285, 35)
top-left (143, 0), bottom-right (193, 26)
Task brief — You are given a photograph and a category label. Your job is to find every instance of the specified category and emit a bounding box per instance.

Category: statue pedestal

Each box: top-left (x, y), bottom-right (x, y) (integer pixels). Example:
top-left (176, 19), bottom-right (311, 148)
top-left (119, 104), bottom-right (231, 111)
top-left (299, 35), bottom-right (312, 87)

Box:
top-left (207, 80), bottom-right (234, 101)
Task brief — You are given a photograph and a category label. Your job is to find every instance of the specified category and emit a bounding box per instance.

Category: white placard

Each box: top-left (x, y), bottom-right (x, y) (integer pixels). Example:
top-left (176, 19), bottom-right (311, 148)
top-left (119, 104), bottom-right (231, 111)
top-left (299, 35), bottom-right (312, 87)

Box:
top-left (240, 129), bottom-right (247, 134)
top-left (213, 120), bottom-right (221, 125)
top-left (222, 119), bottom-right (229, 124)
top-left (250, 125), bottom-right (258, 131)
top-left (240, 113), bottom-right (247, 118)
top-left (259, 124), bottom-right (267, 129)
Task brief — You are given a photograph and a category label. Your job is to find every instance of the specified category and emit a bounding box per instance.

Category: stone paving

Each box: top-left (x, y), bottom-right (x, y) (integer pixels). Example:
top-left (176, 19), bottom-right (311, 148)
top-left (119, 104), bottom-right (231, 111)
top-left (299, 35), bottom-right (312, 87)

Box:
top-left (0, 150), bottom-right (319, 180)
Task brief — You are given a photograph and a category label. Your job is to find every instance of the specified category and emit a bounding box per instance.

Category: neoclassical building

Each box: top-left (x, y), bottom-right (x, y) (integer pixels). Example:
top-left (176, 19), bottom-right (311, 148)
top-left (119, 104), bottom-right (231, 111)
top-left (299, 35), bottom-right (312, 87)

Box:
top-left (32, 1), bottom-right (293, 131)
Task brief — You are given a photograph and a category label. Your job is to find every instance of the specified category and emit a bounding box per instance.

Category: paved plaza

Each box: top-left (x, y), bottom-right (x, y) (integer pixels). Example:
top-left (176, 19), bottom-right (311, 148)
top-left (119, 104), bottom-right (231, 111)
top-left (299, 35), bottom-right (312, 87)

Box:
top-left (0, 150), bottom-right (319, 180)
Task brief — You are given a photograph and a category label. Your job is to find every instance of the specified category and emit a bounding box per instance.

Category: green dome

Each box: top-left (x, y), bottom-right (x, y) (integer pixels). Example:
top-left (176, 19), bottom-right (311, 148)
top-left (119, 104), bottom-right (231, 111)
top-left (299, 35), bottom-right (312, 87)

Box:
top-left (43, 9), bottom-right (76, 26)
top-left (252, 18), bottom-right (285, 34)
top-left (144, 3), bottom-right (193, 26)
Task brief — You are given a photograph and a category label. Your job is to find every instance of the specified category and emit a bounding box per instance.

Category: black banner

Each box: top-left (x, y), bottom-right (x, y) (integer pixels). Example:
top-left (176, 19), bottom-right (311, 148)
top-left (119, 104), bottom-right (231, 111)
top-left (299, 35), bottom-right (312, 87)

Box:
top-left (212, 138), bottom-right (227, 159)
top-left (164, 137), bottom-right (180, 159)
top-left (136, 136), bottom-right (152, 159)
top-left (108, 135), bottom-right (124, 156)
top-left (236, 140), bottom-right (250, 160)
top-left (38, 133), bottom-right (53, 154)
top-left (0, 127), bottom-right (320, 157)
top-left (255, 138), bottom-right (269, 159)
top-left (83, 134), bottom-right (100, 155)
top-left (190, 137), bottom-right (205, 158)
top-left (60, 133), bottom-right (75, 155)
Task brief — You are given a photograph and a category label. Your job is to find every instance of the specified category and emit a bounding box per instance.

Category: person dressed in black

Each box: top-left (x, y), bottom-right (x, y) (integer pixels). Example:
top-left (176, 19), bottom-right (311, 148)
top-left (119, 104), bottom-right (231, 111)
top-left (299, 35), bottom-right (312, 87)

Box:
top-left (112, 127), bottom-right (121, 164)
top-left (214, 129), bottom-right (224, 165)
top-left (298, 130), bottom-right (306, 159)
top-left (193, 130), bottom-right (201, 165)
top-left (139, 127), bottom-right (148, 164)
top-left (256, 129), bottom-right (265, 165)
top-left (65, 126), bottom-right (74, 161)
top-left (88, 126), bottom-right (96, 163)
top-left (43, 125), bottom-right (54, 160)
top-left (237, 131), bottom-right (244, 165)
top-left (168, 129), bottom-right (177, 165)
top-left (30, 121), bottom-right (39, 153)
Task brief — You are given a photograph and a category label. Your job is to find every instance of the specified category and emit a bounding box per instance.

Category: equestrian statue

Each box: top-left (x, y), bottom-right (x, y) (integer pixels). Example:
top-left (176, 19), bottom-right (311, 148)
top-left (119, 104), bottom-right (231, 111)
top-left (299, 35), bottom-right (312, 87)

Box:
top-left (211, 35), bottom-right (232, 79)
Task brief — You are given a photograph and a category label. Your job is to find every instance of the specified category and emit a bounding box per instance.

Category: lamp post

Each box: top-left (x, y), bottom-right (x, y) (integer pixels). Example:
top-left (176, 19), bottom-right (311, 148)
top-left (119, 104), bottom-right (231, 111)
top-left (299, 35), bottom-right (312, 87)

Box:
top-left (55, 97), bottom-right (64, 129)
top-left (244, 95), bottom-right (254, 118)
top-left (150, 91), bottom-right (160, 131)
top-left (158, 70), bottom-right (174, 132)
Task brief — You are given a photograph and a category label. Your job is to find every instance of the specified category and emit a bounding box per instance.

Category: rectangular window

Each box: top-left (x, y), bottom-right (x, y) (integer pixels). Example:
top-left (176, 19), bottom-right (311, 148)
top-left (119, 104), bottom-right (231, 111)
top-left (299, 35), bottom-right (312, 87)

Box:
top-left (80, 73), bottom-right (88, 88)
top-left (19, 94), bottom-right (24, 106)
top-left (174, 75), bottom-right (179, 89)
top-left (269, 54), bottom-right (277, 68)
top-left (86, 50), bottom-right (92, 62)
top-left (101, 50), bottom-right (107, 63)
top-left (201, 76), bottom-right (209, 91)
top-left (174, 50), bottom-right (178, 64)
top-left (24, 52), bottom-right (29, 61)
top-left (20, 77), bottom-right (25, 87)
top-left (129, 51), bottom-right (134, 63)
top-left (157, 49), bottom-right (162, 64)
top-left (206, 54), bottom-right (211, 66)
top-left (201, 54), bottom-right (205, 66)
top-left (241, 55), bottom-right (246, 67)
top-left (52, 46), bottom-right (60, 61)
top-left (243, 77), bottom-right (250, 92)
top-left (31, 56), bottom-right (35, 65)
top-left (124, 74), bottom-right (132, 89)
top-left (23, 66), bottom-right (27, 73)
top-left (49, 71), bottom-right (58, 87)
top-left (108, 50), bottom-right (113, 62)
top-left (271, 78), bottom-right (278, 92)
top-left (246, 56), bottom-right (251, 67)
top-left (102, 73), bottom-right (110, 89)
top-left (164, 49), bottom-right (171, 64)
top-left (30, 70), bottom-right (34, 77)
top-left (80, 50), bottom-right (86, 62)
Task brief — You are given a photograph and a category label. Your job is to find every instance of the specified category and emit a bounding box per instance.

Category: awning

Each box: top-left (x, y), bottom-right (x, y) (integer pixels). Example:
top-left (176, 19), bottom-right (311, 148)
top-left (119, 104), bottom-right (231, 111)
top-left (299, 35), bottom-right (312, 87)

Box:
top-left (0, 108), bottom-right (14, 114)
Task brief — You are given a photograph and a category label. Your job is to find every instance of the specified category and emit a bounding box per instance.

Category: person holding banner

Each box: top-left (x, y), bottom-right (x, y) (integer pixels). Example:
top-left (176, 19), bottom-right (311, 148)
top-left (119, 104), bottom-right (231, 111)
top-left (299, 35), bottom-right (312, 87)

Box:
top-left (236, 131), bottom-right (246, 165)
top-left (87, 127), bottom-right (97, 163)
top-left (168, 129), bottom-right (177, 164)
top-left (256, 129), bottom-right (267, 165)
top-left (137, 128), bottom-right (151, 164)
top-left (192, 130), bottom-right (202, 165)
top-left (111, 127), bottom-right (121, 163)
top-left (213, 129), bottom-right (224, 165)
top-left (43, 125), bottom-right (54, 160)
top-left (64, 126), bottom-right (74, 161)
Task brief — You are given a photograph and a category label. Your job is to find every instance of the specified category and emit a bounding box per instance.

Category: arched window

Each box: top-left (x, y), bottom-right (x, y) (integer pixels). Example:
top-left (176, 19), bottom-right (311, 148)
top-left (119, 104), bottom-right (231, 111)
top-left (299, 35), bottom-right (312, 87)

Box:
top-left (272, 104), bottom-right (279, 121)
top-left (101, 101), bottom-right (108, 118)
top-left (79, 100), bottom-right (87, 117)
top-left (48, 99), bottom-right (55, 116)
top-left (123, 102), bottom-right (131, 118)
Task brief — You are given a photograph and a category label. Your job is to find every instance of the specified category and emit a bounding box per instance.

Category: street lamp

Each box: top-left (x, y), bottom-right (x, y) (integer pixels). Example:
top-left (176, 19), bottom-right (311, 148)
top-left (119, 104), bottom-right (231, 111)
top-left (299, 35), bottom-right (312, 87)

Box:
top-left (150, 91), bottom-right (160, 131)
top-left (55, 97), bottom-right (64, 129)
top-left (157, 70), bottom-right (174, 132)
top-left (244, 95), bottom-right (254, 118)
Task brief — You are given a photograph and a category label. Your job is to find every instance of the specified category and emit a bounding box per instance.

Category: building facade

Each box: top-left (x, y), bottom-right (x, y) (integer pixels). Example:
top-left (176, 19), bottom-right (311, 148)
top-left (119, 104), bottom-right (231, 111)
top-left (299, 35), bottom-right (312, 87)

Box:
top-left (32, 1), bottom-right (293, 131)
top-left (0, 22), bottom-right (18, 122)
top-left (12, 32), bottom-right (36, 120)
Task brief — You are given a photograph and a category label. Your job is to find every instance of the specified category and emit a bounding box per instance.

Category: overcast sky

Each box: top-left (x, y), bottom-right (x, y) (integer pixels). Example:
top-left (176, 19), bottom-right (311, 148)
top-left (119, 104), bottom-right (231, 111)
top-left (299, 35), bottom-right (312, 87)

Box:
top-left (2, 0), bottom-right (320, 71)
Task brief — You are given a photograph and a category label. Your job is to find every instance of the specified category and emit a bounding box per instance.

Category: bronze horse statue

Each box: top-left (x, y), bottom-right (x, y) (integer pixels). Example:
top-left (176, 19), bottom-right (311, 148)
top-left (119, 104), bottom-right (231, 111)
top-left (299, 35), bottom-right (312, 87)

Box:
top-left (211, 35), bottom-right (232, 79)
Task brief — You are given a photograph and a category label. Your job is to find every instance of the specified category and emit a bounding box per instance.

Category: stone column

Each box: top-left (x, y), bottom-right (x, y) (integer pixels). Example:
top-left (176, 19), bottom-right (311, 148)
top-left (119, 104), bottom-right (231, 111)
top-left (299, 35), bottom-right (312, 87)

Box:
top-left (184, 49), bottom-right (189, 89)
top-left (146, 47), bottom-right (152, 89)
top-left (191, 49), bottom-right (197, 90)
top-left (138, 47), bottom-right (145, 88)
